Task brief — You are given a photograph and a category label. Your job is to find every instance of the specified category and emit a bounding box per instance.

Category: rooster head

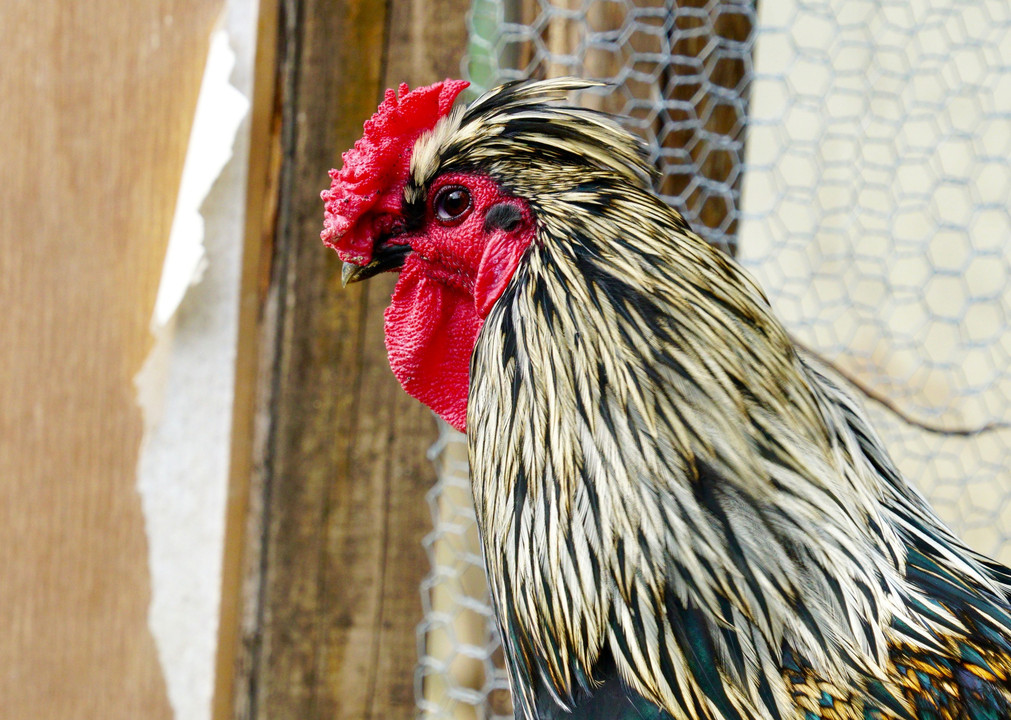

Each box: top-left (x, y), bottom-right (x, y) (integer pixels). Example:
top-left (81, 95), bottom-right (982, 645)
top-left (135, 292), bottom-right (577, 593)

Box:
top-left (321, 80), bottom-right (539, 432)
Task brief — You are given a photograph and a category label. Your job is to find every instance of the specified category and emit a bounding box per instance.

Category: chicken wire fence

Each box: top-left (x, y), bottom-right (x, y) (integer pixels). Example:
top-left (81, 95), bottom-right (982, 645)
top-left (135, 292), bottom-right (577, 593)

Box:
top-left (417, 1), bottom-right (1011, 718)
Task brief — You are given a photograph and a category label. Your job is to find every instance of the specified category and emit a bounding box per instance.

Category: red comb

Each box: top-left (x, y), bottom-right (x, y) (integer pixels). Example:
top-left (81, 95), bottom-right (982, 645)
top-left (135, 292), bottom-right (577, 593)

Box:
top-left (320, 79), bottom-right (470, 263)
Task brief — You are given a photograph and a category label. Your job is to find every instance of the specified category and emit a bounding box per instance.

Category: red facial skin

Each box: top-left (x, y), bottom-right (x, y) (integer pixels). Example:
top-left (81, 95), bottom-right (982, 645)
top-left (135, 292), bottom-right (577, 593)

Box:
top-left (384, 173), bottom-right (536, 432)
top-left (320, 81), bottom-right (533, 432)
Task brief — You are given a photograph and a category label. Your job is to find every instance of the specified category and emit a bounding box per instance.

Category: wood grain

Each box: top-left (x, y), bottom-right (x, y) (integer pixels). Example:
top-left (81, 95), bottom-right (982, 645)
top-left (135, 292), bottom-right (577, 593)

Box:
top-left (213, 1), bottom-right (282, 719)
top-left (0, 1), bottom-right (222, 718)
top-left (220, 1), bottom-right (470, 718)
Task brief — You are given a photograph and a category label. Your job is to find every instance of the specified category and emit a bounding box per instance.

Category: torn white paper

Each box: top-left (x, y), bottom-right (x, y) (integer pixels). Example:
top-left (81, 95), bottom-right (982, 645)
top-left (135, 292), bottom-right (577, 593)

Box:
top-left (152, 26), bottom-right (249, 330)
top-left (135, 5), bottom-right (254, 720)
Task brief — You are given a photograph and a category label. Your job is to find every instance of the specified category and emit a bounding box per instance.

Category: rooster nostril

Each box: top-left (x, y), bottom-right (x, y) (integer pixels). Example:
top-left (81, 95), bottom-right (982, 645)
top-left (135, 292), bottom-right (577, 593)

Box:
top-left (483, 203), bottom-right (523, 233)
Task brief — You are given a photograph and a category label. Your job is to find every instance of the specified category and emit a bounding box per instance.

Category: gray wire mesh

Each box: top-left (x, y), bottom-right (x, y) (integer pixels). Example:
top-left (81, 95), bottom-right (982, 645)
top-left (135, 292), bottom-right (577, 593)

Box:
top-left (418, 1), bottom-right (1011, 718)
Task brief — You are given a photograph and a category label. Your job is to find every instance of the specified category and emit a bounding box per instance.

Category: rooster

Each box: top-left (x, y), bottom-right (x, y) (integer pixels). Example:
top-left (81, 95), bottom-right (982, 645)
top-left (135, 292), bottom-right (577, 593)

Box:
top-left (320, 79), bottom-right (1011, 720)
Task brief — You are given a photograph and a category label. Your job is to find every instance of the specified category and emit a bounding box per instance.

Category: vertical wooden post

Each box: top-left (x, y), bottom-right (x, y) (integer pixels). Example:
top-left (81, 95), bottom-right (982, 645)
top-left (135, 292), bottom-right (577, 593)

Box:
top-left (213, 0), bottom-right (282, 718)
top-left (218, 1), bottom-right (470, 718)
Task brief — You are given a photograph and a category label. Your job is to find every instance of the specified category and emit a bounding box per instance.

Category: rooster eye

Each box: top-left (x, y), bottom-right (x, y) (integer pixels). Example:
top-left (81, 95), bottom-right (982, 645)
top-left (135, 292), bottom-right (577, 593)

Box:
top-left (433, 186), bottom-right (472, 224)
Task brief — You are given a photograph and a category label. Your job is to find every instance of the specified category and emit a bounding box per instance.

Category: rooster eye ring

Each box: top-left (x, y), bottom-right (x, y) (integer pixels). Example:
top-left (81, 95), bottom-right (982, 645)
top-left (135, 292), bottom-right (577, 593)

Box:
top-left (433, 185), bottom-right (472, 224)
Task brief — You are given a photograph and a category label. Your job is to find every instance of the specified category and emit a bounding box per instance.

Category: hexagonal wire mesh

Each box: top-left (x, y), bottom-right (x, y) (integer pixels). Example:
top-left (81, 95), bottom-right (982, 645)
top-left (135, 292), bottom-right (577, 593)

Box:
top-left (417, 1), bottom-right (1011, 718)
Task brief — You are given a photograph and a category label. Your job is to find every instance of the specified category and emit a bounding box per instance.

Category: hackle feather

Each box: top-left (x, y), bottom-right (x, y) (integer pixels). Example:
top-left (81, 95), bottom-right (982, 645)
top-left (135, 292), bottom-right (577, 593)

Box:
top-left (404, 80), bottom-right (1011, 719)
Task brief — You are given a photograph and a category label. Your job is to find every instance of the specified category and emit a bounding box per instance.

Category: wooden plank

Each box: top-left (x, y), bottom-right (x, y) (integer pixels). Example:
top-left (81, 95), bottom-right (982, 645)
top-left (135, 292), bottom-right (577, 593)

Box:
top-left (0, 1), bottom-right (222, 718)
top-left (213, 0), bottom-right (282, 719)
top-left (385, 0), bottom-right (472, 86)
top-left (253, 2), bottom-right (400, 713)
top-left (223, 1), bottom-right (470, 719)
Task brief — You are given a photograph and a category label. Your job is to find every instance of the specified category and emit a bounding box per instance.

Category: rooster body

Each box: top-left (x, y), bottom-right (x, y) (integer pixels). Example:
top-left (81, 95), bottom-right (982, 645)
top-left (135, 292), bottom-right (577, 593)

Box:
top-left (322, 79), bottom-right (1011, 720)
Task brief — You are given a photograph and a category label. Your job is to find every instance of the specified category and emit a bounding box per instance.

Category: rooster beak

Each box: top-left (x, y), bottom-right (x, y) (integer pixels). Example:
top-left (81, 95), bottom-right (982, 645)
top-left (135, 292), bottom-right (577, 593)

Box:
top-left (340, 243), bottom-right (412, 287)
top-left (341, 261), bottom-right (368, 286)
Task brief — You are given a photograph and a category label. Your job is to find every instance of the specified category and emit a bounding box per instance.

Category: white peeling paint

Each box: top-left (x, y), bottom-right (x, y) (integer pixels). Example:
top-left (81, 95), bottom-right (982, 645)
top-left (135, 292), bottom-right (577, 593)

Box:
top-left (135, 2), bottom-right (256, 719)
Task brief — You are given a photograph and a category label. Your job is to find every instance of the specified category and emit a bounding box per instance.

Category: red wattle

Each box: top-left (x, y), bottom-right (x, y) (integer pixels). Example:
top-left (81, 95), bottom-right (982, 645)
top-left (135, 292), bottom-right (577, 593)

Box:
top-left (383, 180), bottom-right (536, 431)
top-left (385, 255), bottom-right (483, 432)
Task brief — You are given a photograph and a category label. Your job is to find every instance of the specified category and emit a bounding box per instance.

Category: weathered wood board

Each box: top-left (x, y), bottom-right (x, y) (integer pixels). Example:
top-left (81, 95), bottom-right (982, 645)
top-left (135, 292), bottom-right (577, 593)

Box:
top-left (0, 1), bottom-right (223, 718)
top-left (217, 1), bottom-right (470, 718)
